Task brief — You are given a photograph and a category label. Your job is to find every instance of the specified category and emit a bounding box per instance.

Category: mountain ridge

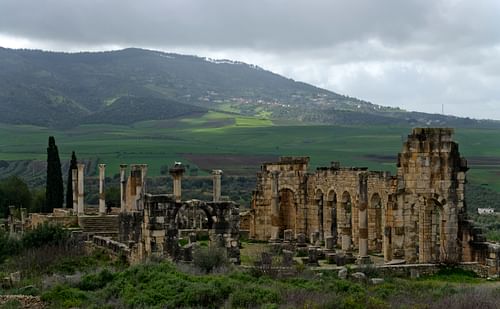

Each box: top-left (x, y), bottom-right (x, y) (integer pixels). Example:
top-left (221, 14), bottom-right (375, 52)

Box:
top-left (0, 47), bottom-right (497, 128)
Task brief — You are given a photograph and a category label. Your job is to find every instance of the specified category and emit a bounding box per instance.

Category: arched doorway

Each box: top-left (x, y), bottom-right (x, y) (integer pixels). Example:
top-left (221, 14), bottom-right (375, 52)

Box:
top-left (315, 189), bottom-right (324, 241)
top-left (340, 191), bottom-right (353, 250)
top-left (174, 203), bottom-right (212, 230)
top-left (369, 193), bottom-right (383, 252)
top-left (325, 190), bottom-right (337, 243)
top-left (279, 188), bottom-right (296, 234)
top-left (419, 197), bottom-right (445, 263)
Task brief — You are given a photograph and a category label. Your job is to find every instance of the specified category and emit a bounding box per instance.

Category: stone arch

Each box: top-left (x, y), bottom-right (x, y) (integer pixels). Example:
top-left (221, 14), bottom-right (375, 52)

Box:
top-left (325, 189), bottom-right (338, 243)
top-left (173, 201), bottom-right (215, 230)
top-left (279, 188), bottom-right (297, 235)
top-left (315, 188), bottom-right (325, 241)
top-left (368, 193), bottom-right (383, 252)
top-left (419, 197), bottom-right (445, 263)
top-left (339, 191), bottom-right (353, 251)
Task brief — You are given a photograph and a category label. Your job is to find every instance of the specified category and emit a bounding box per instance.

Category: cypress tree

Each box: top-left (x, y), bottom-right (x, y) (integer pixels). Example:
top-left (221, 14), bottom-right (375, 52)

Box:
top-left (65, 151), bottom-right (77, 209)
top-left (45, 136), bottom-right (64, 212)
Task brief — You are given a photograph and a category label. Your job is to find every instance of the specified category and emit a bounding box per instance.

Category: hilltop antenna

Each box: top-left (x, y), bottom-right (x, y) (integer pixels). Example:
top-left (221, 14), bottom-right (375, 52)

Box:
top-left (442, 103), bottom-right (444, 115)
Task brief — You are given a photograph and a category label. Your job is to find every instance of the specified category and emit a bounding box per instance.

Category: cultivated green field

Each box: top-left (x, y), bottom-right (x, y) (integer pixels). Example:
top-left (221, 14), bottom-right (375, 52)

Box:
top-left (1, 111), bottom-right (500, 190)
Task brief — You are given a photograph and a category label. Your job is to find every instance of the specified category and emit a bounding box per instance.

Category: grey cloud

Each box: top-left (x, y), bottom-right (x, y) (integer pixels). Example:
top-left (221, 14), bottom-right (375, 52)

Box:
top-left (0, 0), bottom-right (499, 119)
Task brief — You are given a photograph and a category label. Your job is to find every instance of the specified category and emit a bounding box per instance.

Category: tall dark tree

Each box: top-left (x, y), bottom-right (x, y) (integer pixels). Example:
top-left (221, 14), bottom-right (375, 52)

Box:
top-left (45, 136), bottom-right (63, 212)
top-left (65, 151), bottom-right (77, 209)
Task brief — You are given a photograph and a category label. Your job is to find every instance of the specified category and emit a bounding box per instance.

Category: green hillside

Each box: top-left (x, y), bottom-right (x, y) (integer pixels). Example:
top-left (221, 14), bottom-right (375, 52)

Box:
top-left (1, 47), bottom-right (498, 128)
top-left (1, 112), bottom-right (499, 193)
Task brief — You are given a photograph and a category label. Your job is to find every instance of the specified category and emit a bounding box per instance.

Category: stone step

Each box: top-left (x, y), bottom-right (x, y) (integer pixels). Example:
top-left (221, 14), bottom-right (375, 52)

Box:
top-left (79, 215), bottom-right (119, 234)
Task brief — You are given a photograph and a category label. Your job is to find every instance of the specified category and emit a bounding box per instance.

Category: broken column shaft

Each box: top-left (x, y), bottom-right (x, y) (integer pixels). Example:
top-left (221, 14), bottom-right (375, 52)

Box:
top-left (120, 164), bottom-right (128, 213)
top-left (98, 164), bottom-right (106, 215)
top-left (358, 174), bottom-right (369, 262)
top-left (77, 163), bottom-right (85, 216)
top-left (72, 168), bottom-right (78, 213)
top-left (212, 169), bottom-right (223, 202)
top-left (169, 163), bottom-right (185, 202)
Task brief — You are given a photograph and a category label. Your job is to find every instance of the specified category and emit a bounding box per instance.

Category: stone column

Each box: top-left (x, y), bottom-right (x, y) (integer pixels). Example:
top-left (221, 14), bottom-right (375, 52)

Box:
top-left (77, 163), bottom-right (85, 216)
top-left (20, 208), bottom-right (26, 234)
top-left (169, 163), bottom-right (185, 202)
top-left (341, 229), bottom-right (352, 252)
top-left (8, 205), bottom-right (15, 236)
top-left (140, 164), bottom-right (148, 193)
top-left (358, 174), bottom-right (370, 263)
top-left (72, 168), bottom-right (78, 213)
top-left (212, 169), bottom-right (223, 202)
top-left (120, 164), bottom-right (128, 213)
top-left (98, 164), bottom-right (106, 215)
top-left (270, 171), bottom-right (280, 241)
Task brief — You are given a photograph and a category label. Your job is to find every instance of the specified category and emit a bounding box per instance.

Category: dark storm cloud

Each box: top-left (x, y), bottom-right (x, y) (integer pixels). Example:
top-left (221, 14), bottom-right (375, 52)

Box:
top-left (1, 0), bottom-right (499, 119)
top-left (0, 0), bottom-right (469, 50)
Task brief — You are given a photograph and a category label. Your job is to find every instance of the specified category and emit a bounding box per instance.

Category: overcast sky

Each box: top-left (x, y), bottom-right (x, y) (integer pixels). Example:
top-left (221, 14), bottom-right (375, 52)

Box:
top-left (1, 0), bottom-right (499, 119)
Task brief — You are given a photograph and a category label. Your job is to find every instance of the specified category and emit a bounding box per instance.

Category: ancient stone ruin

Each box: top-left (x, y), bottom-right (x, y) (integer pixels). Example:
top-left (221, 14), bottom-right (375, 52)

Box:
top-left (249, 128), bottom-right (499, 272)
top-left (107, 163), bottom-right (240, 264)
top-left (13, 161), bottom-right (240, 265)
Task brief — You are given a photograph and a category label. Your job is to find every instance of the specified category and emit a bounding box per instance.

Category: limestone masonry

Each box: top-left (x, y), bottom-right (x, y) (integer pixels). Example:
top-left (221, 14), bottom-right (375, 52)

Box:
top-left (249, 128), bottom-right (498, 268)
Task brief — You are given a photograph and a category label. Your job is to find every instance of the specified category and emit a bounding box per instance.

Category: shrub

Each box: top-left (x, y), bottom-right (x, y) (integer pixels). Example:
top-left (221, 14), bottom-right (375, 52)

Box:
top-left (22, 223), bottom-right (70, 249)
top-left (78, 269), bottom-right (114, 291)
top-left (6, 242), bottom-right (83, 276)
top-left (193, 246), bottom-right (229, 273)
top-left (230, 286), bottom-right (280, 308)
top-left (41, 285), bottom-right (88, 308)
top-left (0, 230), bottom-right (21, 263)
top-left (425, 266), bottom-right (480, 283)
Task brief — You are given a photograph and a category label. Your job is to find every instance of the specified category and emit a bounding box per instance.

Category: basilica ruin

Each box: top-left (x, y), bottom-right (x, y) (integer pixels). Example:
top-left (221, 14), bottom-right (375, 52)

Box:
top-left (4, 127), bottom-right (499, 276)
top-left (249, 128), bottom-right (499, 268)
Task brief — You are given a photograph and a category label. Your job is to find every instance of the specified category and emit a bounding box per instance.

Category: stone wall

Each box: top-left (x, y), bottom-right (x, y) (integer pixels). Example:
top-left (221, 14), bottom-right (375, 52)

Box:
top-left (250, 128), bottom-right (495, 267)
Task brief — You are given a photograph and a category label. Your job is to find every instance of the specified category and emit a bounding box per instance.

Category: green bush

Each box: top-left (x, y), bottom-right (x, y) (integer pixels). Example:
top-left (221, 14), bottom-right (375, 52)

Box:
top-left (78, 269), bottom-right (115, 291)
top-left (22, 223), bottom-right (69, 249)
top-left (425, 266), bottom-right (480, 283)
top-left (0, 230), bottom-right (21, 263)
top-left (230, 286), bottom-right (280, 308)
top-left (41, 285), bottom-right (88, 308)
top-left (193, 246), bottom-right (229, 273)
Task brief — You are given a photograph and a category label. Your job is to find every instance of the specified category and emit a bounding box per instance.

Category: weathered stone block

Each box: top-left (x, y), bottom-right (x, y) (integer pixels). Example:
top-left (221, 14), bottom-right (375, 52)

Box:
top-left (325, 236), bottom-right (335, 250)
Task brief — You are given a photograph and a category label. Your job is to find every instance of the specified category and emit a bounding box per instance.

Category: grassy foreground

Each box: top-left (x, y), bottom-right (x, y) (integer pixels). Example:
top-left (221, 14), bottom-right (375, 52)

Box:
top-left (2, 252), bottom-right (500, 309)
top-left (1, 226), bottom-right (499, 308)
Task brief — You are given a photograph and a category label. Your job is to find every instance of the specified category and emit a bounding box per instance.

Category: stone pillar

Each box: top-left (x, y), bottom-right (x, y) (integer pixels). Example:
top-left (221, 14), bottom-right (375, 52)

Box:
top-left (212, 169), bottom-right (223, 202)
top-left (341, 230), bottom-right (352, 252)
top-left (77, 163), bottom-right (85, 216)
top-left (72, 168), bottom-right (78, 213)
top-left (169, 163), bottom-right (185, 202)
top-left (20, 208), bottom-right (26, 234)
top-left (140, 164), bottom-right (148, 193)
top-left (270, 171), bottom-right (280, 241)
top-left (98, 164), bottom-right (106, 215)
top-left (120, 164), bottom-right (128, 213)
top-left (8, 205), bottom-right (15, 236)
top-left (358, 174), bottom-right (370, 263)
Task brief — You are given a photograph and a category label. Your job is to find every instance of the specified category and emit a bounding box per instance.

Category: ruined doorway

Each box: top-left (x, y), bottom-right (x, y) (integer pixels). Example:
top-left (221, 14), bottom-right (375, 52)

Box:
top-left (174, 203), bottom-right (212, 231)
top-left (340, 191), bottom-right (353, 249)
top-left (369, 193), bottom-right (383, 252)
top-left (326, 190), bottom-right (337, 244)
top-left (279, 189), bottom-right (296, 234)
top-left (419, 198), bottom-right (445, 263)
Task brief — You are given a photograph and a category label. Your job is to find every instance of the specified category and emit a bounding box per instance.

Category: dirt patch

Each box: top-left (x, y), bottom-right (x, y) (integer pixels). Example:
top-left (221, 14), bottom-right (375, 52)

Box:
top-left (182, 154), bottom-right (278, 175)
